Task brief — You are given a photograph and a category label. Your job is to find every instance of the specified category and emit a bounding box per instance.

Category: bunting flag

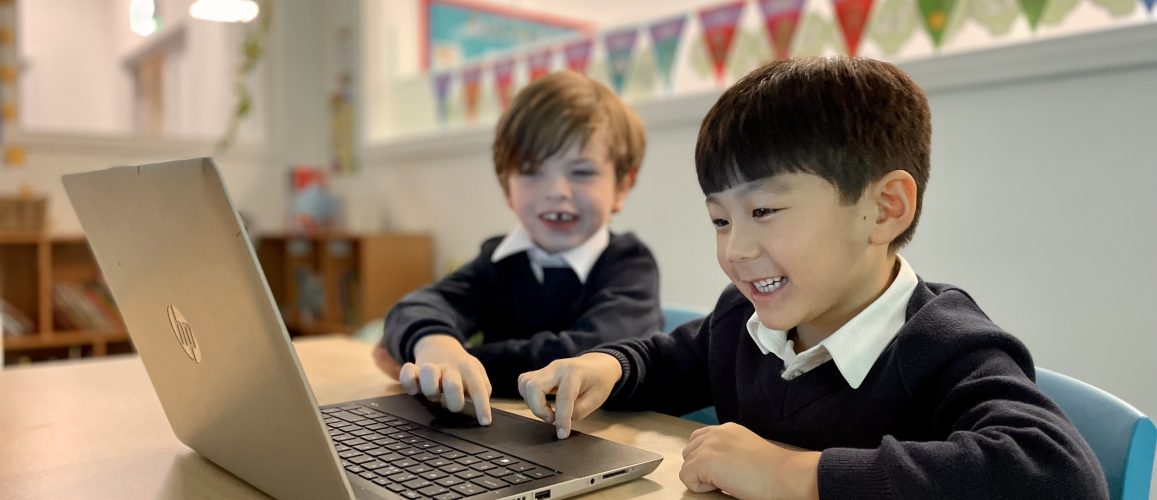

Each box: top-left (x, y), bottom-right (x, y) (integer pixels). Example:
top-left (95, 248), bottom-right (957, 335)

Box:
top-left (758, 0), bottom-right (806, 61)
top-left (604, 28), bottom-right (639, 95)
top-left (917, 0), bottom-right (957, 46)
top-left (1146, 0), bottom-right (1154, 12)
top-left (493, 57), bottom-right (516, 111)
top-left (0, 0), bottom-right (15, 163)
top-left (832, 0), bottom-right (876, 56)
top-left (462, 65), bottom-right (483, 122)
top-left (563, 38), bottom-right (594, 74)
top-left (648, 15), bottom-right (687, 91)
top-left (527, 48), bottom-right (553, 81)
top-left (698, 1), bottom-right (746, 84)
top-left (431, 72), bottom-right (452, 124)
top-left (1017, 0), bottom-right (1047, 29)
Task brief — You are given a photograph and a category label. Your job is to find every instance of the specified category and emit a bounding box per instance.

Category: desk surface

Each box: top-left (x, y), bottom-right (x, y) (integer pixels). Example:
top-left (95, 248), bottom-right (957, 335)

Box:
top-left (0, 336), bottom-right (724, 499)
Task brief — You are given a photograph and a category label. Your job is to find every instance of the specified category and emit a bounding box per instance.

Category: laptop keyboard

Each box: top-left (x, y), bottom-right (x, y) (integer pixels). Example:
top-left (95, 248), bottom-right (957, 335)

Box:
top-left (323, 404), bottom-right (557, 499)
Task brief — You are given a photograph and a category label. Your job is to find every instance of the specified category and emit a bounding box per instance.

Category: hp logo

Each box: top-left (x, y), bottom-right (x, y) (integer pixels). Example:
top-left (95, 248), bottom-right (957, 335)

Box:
top-left (167, 305), bottom-right (202, 363)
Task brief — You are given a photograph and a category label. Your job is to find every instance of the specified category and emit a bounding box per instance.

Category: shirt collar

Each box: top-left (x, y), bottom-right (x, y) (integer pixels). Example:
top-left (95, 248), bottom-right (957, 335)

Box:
top-left (490, 223), bottom-right (610, 284)
top-left (745, 255), bottom-right (919, 389)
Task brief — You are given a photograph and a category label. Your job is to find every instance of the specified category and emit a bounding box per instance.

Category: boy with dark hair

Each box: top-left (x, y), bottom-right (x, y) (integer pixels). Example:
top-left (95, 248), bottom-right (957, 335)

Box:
top-left (375, 71), bottom-right (661, 426)
top-left (517, 58), bottom-right (1107, 499)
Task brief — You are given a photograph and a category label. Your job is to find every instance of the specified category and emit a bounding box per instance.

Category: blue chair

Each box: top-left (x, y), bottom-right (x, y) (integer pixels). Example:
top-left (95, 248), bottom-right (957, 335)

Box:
top-left (1035, 367), bottom-right (1155, 500)
top-left (661, 305), bottom-right (708, 334)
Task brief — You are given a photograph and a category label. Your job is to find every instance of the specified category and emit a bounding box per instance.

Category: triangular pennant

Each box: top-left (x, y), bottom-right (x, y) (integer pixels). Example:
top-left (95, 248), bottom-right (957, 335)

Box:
top-left (758, 0), bottom-right (806, 60)
top-left (1146, 0), bottom-right (1155, 13)
top-left (462, 65), bottom-right (483, 122)
top-left (563, 39), bottom-right (594, 74)
top-left (431, 72), bottom-right (452, 124)
top-left (604, 28), bottom-right (639, 94)
top-left (1017, 0), bottom-right (1048, 29)
top-left (698, 1), bottom-right (747, 84)
top-left (832, 0), bottom-right (876, 56)
top-left (527, 48), bottom-right (553, 81)
top-left (493, 57), bottom-right (517, 111)
top-left (649, 15), bottom-right (687, 91)
top-left (917, 0), bottom-right (956, 46)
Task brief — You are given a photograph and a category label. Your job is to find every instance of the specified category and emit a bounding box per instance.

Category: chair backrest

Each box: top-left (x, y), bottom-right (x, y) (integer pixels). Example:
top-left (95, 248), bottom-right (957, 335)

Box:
top-left (1035, 367), bottom-right (1156, 500)
top-left (661, 305), bottom-right (708, 334)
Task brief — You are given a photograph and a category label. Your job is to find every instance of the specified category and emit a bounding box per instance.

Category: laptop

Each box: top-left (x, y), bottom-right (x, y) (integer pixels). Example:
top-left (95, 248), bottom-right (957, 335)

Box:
top-left (62, 157), bottom-right (662, 500)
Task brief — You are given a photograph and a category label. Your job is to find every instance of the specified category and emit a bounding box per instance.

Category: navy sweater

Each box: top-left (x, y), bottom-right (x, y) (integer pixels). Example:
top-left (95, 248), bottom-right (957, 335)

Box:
top-left (595, 281), bottom-right (1108, 499)
top-left (382, 232), bottom-right (662, 397)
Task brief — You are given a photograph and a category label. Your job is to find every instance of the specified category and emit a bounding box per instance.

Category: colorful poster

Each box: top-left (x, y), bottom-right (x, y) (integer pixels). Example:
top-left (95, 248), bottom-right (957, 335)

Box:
top-left (432, 72), bottom-right (452, 124)
top-left (563, 38), bottom-right (594, 74)
top-left (832, 0), bottom-right (875, 56)
top-left (758, 0), bottom-right (806, 61)
top-left (698, 1), bottom-right (746, 84)
top-left (493, 57), bottom-right (516, 110)
top-left (527, 47), bottom-right (553, 80)
top-left (423, 0), bottom-right (588, 70)
top-left (649, 15), bottom-right (687, 91)
top-left (604, 28), bottom-right (639, 94)
top-left (462, 65), bottom-right (483, 122)
top-left (917, 0), bottom-right (957, 46)
top-left (1017, 0), bottom-right (1048, 29)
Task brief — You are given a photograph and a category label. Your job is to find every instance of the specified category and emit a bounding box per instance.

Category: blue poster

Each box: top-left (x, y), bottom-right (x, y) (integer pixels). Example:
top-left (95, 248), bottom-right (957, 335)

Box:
top-left (426, 0), bottom-right (588, 70)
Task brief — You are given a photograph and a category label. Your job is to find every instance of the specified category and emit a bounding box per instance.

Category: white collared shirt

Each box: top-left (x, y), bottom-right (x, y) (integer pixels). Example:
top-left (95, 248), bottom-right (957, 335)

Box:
top-left (490, 224), bottom-right (610, 284)
top-left (745, 255), bottom-right (918, 389)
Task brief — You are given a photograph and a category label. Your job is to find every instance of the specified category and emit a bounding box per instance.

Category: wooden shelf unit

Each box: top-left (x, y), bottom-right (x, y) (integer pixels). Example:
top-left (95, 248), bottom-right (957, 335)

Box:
top-left (256, 233), bottom-right (433, 337)
top-left (1, 234), bottom-right (130, 363)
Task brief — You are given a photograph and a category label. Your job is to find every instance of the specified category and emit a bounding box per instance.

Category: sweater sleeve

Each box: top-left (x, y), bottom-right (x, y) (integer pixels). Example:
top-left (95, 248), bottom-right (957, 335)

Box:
top-left (379, 245), bottom-right (492, 363)
top-left (591, 286), bottom-right (744, 416)
top-left (818, 343), bottom-right (1109, 499)
top-left (465, 238), bottom-right (662, 396)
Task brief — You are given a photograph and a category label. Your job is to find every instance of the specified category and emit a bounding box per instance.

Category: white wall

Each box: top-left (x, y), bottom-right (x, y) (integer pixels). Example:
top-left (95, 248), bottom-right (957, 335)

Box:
top-left (20, 0), bottom-right (125, 134)
top-left (358, 25), bottom-right (1157, 426)
top-left (909, 63), bottom-right (1157, 419)
top-left (18, 0), bottom-right (256, 140)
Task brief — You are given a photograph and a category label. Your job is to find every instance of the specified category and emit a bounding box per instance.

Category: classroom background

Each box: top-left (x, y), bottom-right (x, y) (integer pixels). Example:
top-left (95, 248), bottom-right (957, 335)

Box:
top-left (0, 0), bottom-right (1154, 490)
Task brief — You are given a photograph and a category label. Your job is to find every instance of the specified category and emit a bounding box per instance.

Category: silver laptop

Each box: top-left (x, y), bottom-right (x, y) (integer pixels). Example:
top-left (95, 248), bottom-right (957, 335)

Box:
top-left (63, 157), bottom-right (661, 500)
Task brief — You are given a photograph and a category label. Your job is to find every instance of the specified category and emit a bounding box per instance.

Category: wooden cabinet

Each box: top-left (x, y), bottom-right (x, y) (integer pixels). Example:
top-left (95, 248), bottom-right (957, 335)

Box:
top-left (0, 234), bottom-right (130, 364)
top-left (255, 233), bottom-right (433, 336)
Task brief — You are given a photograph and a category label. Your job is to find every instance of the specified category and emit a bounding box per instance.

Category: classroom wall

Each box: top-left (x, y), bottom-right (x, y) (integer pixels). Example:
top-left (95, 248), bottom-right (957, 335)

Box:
top-left (359, 25), bottom-right (1157, 427)
top-left (18, 0), bottom-right (254, 140)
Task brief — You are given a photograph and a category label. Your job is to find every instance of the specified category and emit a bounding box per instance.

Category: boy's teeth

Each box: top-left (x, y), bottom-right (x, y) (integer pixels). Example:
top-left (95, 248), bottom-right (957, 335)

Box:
top-left (543, 212), bottom-right (576, 222)
top-left (753, 277), bottom-right (787, 294)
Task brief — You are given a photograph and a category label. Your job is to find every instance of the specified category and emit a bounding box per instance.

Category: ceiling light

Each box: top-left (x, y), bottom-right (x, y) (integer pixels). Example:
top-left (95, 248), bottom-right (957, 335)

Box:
top-left (189, 0), bottom-right (260, 23)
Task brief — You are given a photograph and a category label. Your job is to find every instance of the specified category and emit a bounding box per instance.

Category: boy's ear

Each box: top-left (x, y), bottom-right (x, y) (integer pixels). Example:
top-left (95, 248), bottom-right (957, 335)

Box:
top-left (612, 166), bottom-right (640, 213)
top-left (867, 170), bottom-right (917, 248)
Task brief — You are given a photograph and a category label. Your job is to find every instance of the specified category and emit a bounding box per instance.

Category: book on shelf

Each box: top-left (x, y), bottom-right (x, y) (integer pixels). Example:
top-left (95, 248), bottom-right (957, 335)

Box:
top-left (1, 299), bottom-right (34, 336)
top-left (52, 281), bottom-right (122, 332)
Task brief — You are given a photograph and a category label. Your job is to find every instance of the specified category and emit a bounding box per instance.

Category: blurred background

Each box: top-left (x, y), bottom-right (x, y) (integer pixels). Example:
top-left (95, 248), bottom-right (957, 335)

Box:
top-left (0, 1), bottom-right (1154, 479)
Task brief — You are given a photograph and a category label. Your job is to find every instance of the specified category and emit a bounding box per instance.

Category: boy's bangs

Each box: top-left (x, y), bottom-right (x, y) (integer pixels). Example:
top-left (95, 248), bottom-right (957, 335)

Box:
top-left (504, 113), bottom-right (592, 175)
top-left (495, 75), bottom-right (604, 178)
top-left (695, 108), bottom-right (819, 195)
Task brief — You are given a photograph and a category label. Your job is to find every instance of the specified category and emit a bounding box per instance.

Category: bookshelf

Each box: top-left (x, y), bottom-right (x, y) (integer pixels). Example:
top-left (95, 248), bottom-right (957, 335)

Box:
top-left (0, 234), bottom-right (129, 364)
top-left (255, 233), bottom-right (433, 337)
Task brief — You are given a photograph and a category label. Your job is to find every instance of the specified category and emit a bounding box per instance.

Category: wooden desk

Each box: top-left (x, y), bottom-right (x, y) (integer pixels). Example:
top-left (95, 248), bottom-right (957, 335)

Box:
top-left (0, 337), bottom-right (725, 499)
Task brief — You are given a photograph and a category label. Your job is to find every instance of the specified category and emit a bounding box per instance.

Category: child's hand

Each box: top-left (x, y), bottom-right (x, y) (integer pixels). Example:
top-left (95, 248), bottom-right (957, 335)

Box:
top-left (680, 423), bottom-right (821, 499)
top-left (398, 334), bottom-right (493, 425)
top-left (517, 353), bottom-right (623, 439)
top-left (372, 344), bottom-right (403, 378)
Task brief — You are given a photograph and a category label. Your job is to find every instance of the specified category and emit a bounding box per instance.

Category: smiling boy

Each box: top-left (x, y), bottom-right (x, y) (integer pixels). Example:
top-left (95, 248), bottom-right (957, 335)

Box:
top-left (374, 71), bottom-right (661, 426)
top-left (517, 58), bottom-right (1107, 499)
